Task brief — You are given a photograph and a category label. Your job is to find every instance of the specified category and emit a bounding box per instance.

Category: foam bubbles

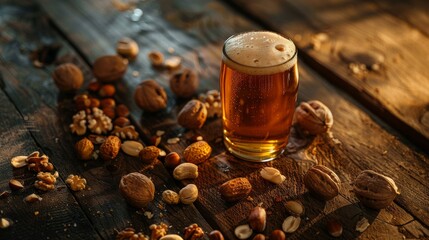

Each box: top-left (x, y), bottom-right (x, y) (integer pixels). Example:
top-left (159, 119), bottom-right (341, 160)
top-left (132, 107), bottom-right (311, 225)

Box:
top-left (223, 31), bottom-right (297, 75)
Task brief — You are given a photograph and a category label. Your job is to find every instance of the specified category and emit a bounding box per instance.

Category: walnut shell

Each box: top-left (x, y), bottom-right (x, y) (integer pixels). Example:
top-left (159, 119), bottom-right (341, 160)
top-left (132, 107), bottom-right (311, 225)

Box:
top-left (99, 135), bottom-right (121, 161)
top-left (75, 137), bottom-right (94, 160)
top-left (219, 177), bottom-right (252, 202)
top-left (93, 55), bottom-right (128, 83)
top-left (183, 141), bottom-right (212, 164)
top-left (352, 170), bottom-right (400, 209)
top-left (52, 63), bottom-right (83, 92)
top-left (177, 99), bottom-right (207, 129)
top-left (169, 68), bottom-right (199, 98)
top-left (293, 100), bottom-right (333, 135)
top-left (134, 80), bottom-right (168, 112)
top-left (304, 165), bottom-right (340, 200)
top-left (119, 172), bottom-right (155, 208)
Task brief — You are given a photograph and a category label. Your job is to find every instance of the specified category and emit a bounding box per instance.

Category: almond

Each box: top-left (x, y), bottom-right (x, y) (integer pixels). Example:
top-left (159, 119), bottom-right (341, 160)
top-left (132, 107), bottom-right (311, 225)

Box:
top-left (183, 141), bottom-right (212, 164)
top-left (99, 135), bottom-right (121, 161)
top-left (9, 179), bottom-right (24, 190)
top-left (219, 177), bottom-right (252, 202)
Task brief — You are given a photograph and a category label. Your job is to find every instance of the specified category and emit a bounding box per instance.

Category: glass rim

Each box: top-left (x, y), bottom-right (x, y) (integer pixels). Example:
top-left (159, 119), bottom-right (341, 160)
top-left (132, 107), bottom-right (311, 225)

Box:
top-left (222, 31), bottom-right (297, 69)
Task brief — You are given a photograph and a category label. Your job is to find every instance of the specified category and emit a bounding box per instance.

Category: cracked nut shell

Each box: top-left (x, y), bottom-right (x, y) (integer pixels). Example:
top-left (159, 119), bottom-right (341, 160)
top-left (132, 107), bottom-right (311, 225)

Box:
top-left (169, 68), bottom-right (199, 98)
top-left (119, 172), bottom-right (155, 208)
top-left (304, 165), bottom-right (340, 200)
top-left (177, 99), bottom-right (207, 129)
top-left (134, 80), bottom-right (168, 112)
top-left (52, 63), bottom-right (84, 92)
top-left (93, 55), bottom-right (128, 83)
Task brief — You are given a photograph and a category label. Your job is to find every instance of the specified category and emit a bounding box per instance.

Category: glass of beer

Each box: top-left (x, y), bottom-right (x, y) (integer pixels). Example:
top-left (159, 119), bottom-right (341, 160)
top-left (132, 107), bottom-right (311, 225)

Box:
top-left (220, 31), bottom-right (299, 162)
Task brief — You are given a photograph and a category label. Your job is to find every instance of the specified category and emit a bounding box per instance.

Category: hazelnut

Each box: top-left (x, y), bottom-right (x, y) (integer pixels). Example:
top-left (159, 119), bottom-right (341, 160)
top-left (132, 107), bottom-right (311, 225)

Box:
top-left (183, 141), bottom-right (212, 164)
top-left (177, 100), bottom-right (207, 129)
top-left (99, 135), bottom-right (121, 161)
top-left (134, 80), bottom-right (168, 112)
top-left (74, 94), bottom-right (91, 110)
top-left (116, 37), bottom-right (139, 60)
top-left (115, 104), bottom-right (130, 117)
top-left (219, 177), bottom-right (252, 202)
top-left (327, 219), bottom-right (343, 237)
top-left (75, 137), bottom-right (94, 160)
top-left (293, 100), bottom-right (333, 135)
top-left (169, 68), bottom-right (199, 98)
top-left (252, 234), bottom-right (265, 240)
top-left (119, 172), bottom-right (155, 208)
top-left (113, 116), bottom-right (131, 127)
top-left (102, 106), bottom-right (116, 119)
top-left (52, 63), bottom-right (83, 92)
top-left (352, 170), bottom-right (400, 209)
top-left (93, 55), bottom-right (128, 83)
top-left (148, 51), bottom-right (164, 67)
top-left (98, 84), bottom-right (116, 97)
top-left (164, 152), bottom-right (181, 168)
top-left (248, 206), bottom-right (266, 232)
top-left (269, 230), bottom-right (285, 240)
top-left (100, 98), bottom-right (116, 108)
top-left (87, 80), bottom-right (102, 92)
top-left (139, 146), bottom-right (160, 163)
top-left (304, 165), bottom-right (340, 200)
top-left (90, 98), bottom-right (100, 108)
top-left (208, 230), bottom-right (224, 240)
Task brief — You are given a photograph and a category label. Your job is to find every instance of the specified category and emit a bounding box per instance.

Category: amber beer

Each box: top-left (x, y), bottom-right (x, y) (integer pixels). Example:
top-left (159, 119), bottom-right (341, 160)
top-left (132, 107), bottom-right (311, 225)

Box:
top-left (220, 31), bottom-right (299, 161)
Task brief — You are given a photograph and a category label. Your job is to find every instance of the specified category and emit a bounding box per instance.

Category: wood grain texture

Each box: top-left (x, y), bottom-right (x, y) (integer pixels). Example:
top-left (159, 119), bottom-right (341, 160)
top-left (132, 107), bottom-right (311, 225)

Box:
top-left (37, 0), bottom-right (429, 239)
top-left (226, 0), bottom-right (429, 151)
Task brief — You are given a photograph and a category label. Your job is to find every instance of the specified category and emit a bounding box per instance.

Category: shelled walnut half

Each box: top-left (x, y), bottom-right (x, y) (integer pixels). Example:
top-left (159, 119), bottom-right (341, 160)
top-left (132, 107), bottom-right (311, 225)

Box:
top-left (66, 174), bottom-right (87, 191)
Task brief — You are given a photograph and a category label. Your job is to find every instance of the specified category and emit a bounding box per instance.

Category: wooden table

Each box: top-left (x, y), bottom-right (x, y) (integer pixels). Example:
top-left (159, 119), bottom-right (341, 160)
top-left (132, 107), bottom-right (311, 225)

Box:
top-left (1, 0), bottom-right (428, 239)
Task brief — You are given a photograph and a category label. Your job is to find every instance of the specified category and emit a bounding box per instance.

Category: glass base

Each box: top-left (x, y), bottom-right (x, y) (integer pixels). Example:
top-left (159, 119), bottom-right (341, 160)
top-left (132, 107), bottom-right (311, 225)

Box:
top-left (223, 136), bottom-right (285, 162)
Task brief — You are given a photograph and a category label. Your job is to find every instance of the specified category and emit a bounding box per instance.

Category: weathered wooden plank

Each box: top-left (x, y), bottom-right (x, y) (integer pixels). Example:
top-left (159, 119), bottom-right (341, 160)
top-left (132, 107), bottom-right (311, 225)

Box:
top-left (38, 0), bottom-right (429, 239)
top-left (227, 0), bottom-right (429, 151)
top-left (0, 1), bottom-right (213, 239)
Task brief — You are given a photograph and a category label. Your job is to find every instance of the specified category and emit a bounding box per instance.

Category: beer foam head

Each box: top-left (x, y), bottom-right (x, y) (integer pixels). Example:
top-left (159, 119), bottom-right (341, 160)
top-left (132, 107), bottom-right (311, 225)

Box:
top-left (223, 31), bottom-right (297, 75)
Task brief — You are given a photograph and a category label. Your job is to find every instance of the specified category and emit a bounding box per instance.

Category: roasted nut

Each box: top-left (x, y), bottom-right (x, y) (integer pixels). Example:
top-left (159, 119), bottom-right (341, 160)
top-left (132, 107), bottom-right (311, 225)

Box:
top-left (114, 117), bottom-right (131, 127)
top-left (90, 98), bottom-right (100, 108)
top-left (199, 90), bottom-right (222, 118)
top-left (260, 167), bottom-right (285, 184)
top-left (99, 84), bottom-right (116, 97)
top-left (116, 104), bottom-right (130, 117)
top-left (75, 137), bottom-right (94, 160)
top-left (66, 174), bottom-right (87, 191)
top-left (148, 51), bottom-right (164, 67)
top-left (219, 177), bottom-right (252, 202)
top-left (52, 63), bottom-right (83, 92)
top-left (93, 55), bottom-right (128, 83)
top-left (304, 165), bottom-right (341, 200)
top-left (183, 141), bottom-right (211, 165)
top-left (252, 234), bottom-right (265, 240)
top-left (183, 223), bottom-right (204, 240)
top-left (352, 170), bottom-right (400, 209)
top-left (70, 110), bottom-right (87, 135)
top-left (87, 107), bottom-right (113, 134)
top-left (0, 218), bottom-right (11, 229)
top-left (112, 125), bottom-right (139, 140)
top-left (169, 68), bottom-right (199, 98)
top-left (160, 235), bottom-right (183, 240)
top-left (116, 37), bottom-right (139, 60)
top-left (10, 155), bottom-right (28, 168)
top-left (99, 136), bottom-right (121, 161)
top-left (88, 134), bottom-right (106, 145)
top-left (74, 94), bottom-right (91, 110)
top-left (27, 154), bottom-right (54, 173)
top-left (208, 230), bottom-right (224, 240)
top-left (270, 230), bottom-right (285, 240)
top-left (119, 172), bottom-right (155, 208)
top-left (37, 172), bottom-right (57, 184)
top-left (173, 163), bottom-right (199, 180)
top-left (164, 152), bottom-right (181, 168)
top-left (149, 223), bottom-right (168, 240)
top-left (102, 106), bottom-right (116, 119)
top-left (177, 100), bottom-right (207, 129)
top-left (87, 80), bottom-right (102, 92)
top-left (134, 80), bottom-right (168, 112)
top-left (24, 193), bottom-right (42, 203)
top-left (234, 224), bottom-right (253, 240)
top-left (248, 206), bottom-right (266, 232)
top-left (282, 216), bottom-right (301, 233)
top-left (100, 98), bottom-right (116, 108)
top-left (179, 184), bottom-right (198, 204)
top-left (284, 200), bottom-right (304, 216)
top-left (121, 141), bottom-right (144, 157)
top-left (139, 146), bottom-right (160, 163)
top-left (293, 100), bottom-right (333, 135)
top-left (327, 219), bottom-right (343, 237)
top-left (9, 179), bottom-right (24, 190)
top-left (162, 190), bottom-right (180, 205)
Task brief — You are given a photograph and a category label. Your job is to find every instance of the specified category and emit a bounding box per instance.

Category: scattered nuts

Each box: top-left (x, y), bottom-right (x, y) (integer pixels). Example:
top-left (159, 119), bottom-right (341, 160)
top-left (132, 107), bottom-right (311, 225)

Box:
top-left (173, 163), bottom-right (199, 180)
top-left (260, 167), bottom-right (285, 184)
top-left (293, 100), bottom-right (333, 135)
top-left (24, 193), bottom-right (42, 203)
top-left (169, 68), bottom-right (199, 98)
top-left (99, 135), bottom-right (121, 161)
top-left (304, 165), bottom-right (341, 200)
top-left (99, 84), bottom-right (116, 97)
top-left (10, 155), bottom-right (28, 168)
top-left (148, 51), bottom-right (164, 67)
top-left (179, 184), bottom-right (198, 204)
top-left (164, 152), bottom-right (181, 168)
top-left (355, 217), bottom-right (370, 232)
top-left (208, 230), bottom-right (224, 240)
top-left (52, 63), bottom-right (83, 92)
top-left (219, 177), bottom-right (252, 202)
top-left (0, 218), bottom-right (11, 229)
top-left (282, 216), bottom-right (300, 233)
top-left (75, 137), bottom-right (94, 160)
top-left (199, 90), bottom-right (222, 118)
top-left (102, 106), bottom-right (116, 119)
top-left (134, 80), bottom-right (168, 112)
top-left (177, 100), bottom-right (207, 129)
top-left (66, 174), bottom-right (87, 191)
top-left (183, 223), bottom-right (204, 240)
top-left (149, 223), bottom-right (168, 240)
top-left (34, 180), bottom-right (55, 191)
top-left (284, 200), bottom-right (304, 216)
top-left (252, 234), bottom-right (265, 240)
top-left (93, 55), bottom-right (128, 83)
top-left (162, 190), bottom-right (180, 205)
top-left (270, 230), bottom-right (285, 240)
top-left (90, 98), bottom-right (100, 108)
top-left (70, 110), bottom-right (87, 135)
top-left (116, 104), bottom-right (130, 117)
top-left (37, 172), bottom-right (57, 184)
top-left (139, 146), bottom-right (160, 163)
top-left (87, 107), bottom-right (113, 134)
top-left (160, 234), bottom-right (183, 240)
top-left (121, 141), bottom-right (144, 157)
top-left (100, 98), bottom-right (116, 108)
top-left (116, 37), bottom-right (139, 60)
top-left (165, 56), bottom-right (181, 69)
top-left (27, 154), bottom-right (54, 173)
top-left (327, 219), bottom-right (343, 237)
top-left (234, 224), bottom-right (253, 240)
top-left (183, 141), bottom-right (212, 165)
top-left (352, 170), bottom-right (400, 209)
top-left (112, 125), bottom-right (139, 140)
top-left (9, 179), bottom-right (24, 190)
top-left (119, 172), bottom-right (155, 208)
top-left (248, 206), bottom-right (266, 232)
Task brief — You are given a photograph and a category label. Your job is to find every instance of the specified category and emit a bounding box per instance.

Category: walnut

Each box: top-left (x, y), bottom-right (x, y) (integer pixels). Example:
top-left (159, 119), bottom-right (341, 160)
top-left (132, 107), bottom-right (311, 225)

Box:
top-left (112, 125), bottom-right (139, 140)
top-left (66, 174), bottom-right (87, 191)
top-left (34, 180), bottom-right (55, 191)
top-left (149, 223), bottom-right (168, 240)
top-left (116, 228), bottom-right (148, 240)
top-left (52, 63), bottom-right (83, 92)
top-left (169, 68), bottom-right (199, 98)
top-left (74, 94), bottom-right (92, 111)
top-left (37, 172), bottom-right (57, 184)
top-left (134, 80), bottom-right (168, 112)
top-left (293, 100), bottom-right (333, 135)
top-left (87, 107), bottom-right (113, 134)
top-left (184, 223), bottom-right (204, 240)
top-left (70, 110), bottom-right (87, 135)
top-left (27, 154), bottom-right (54, 173)
top-left (93, 55), bottom-right (128, 83)
top-left (199, 90), bottom-right (222, 118)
